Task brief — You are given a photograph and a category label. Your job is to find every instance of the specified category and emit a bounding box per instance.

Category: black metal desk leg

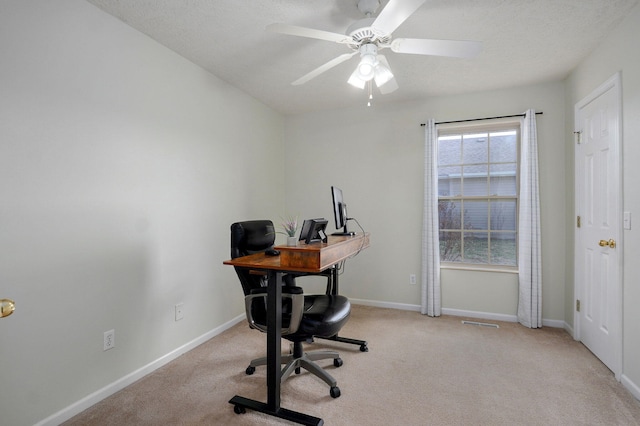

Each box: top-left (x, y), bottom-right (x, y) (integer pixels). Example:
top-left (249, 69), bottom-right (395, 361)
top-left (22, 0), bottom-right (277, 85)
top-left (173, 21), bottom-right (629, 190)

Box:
top-left (229, 271), bottom-right (324, 426)
top-left (266, 270), bottom-right (281, 409)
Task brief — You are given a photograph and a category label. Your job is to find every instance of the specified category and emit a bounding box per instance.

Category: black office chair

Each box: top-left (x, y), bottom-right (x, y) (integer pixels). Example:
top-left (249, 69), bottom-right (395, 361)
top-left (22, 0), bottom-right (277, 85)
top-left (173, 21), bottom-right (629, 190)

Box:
top-left (231, 220), bottom-right (351, 398)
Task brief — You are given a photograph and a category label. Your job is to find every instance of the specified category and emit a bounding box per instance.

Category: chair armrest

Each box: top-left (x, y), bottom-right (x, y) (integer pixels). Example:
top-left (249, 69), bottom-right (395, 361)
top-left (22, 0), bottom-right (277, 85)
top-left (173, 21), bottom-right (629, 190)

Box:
top-left (245, 286), bottom-right (304, 335)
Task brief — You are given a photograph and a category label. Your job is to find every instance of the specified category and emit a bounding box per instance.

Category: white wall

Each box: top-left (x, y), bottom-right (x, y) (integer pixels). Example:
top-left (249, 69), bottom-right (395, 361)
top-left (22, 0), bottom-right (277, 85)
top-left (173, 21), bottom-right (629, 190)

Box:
top-left (284, 81), bottom-right (566, 322)
top-left (565, 3), bottom-right (640, 398)
top-left (0, 1), bottom-right (285, 424)
top-left (4, 0), bottom-right (636, 423)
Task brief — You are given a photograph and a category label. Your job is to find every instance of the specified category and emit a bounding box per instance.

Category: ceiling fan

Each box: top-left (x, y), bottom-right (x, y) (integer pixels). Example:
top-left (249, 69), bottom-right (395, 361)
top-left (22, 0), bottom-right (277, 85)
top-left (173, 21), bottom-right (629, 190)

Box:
top-left (266, 0), bottom-right (482, 95)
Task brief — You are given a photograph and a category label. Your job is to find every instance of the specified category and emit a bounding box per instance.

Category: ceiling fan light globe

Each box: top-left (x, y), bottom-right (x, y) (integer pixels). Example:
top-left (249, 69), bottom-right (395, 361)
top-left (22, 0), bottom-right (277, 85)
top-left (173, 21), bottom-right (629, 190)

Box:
top-left (347, 70), bottom-right (366, 89)
top-left (374, 64), bottom-right (394, 87)
top-left (358, 64), bottom-right (374, 80)
top-left (356, 54), bottom-right (376, 81)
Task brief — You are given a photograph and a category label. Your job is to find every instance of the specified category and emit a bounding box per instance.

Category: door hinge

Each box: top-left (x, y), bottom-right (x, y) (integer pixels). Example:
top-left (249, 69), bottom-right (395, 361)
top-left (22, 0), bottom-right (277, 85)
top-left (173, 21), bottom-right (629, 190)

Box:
top-left (576, 299), bottom-right (581, 312)
top-left (574, 131), bottom-right (582, 144)
top-left (577, 216), bottom-right (581, 228)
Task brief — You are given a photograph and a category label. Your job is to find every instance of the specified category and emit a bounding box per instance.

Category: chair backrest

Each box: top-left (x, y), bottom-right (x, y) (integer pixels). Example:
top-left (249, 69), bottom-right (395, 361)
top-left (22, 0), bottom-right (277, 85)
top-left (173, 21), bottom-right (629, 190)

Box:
top-left (231, 220), bottom-right (303, 334)
top-left (230, 220), bottom-right (276, 296)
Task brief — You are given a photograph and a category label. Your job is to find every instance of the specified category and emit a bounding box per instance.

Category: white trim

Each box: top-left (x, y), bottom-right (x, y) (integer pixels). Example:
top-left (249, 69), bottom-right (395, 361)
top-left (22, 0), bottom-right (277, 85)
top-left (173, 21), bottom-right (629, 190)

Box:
top-left (564, 321), bottom-right (574, 337)
top-left (351, 298), bottom-right (421, 312)
top-left (442, 308), bottom-right (565, 328)
top-left (541, 318), bottom-right (566, 329)
top-left (442, 308), bottom-right (517, 323)
top-left (35, 314), bottom-right (245, 426)
top-left (622, 374), bottom-right (640, 401)
top-left (352, 300), bottom-right (565, 328)
top-left (440, 263), bottom-right (518, 274)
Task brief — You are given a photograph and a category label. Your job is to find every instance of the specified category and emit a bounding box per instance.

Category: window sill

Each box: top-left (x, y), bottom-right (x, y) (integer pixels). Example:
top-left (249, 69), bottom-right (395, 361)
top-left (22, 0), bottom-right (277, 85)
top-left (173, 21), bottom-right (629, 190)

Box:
top-left (440, 263), bottom-right (519, 274)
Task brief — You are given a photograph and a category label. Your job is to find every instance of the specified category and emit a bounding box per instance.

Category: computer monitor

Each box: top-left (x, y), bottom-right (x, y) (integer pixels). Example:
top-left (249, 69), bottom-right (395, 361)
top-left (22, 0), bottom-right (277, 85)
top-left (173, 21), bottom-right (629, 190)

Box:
top-left (299, 218), bottom-right (328, 244)
top-left (299, 218), bottom-right (323, 242)
top-left (331, 186), bottom-right (355, 236)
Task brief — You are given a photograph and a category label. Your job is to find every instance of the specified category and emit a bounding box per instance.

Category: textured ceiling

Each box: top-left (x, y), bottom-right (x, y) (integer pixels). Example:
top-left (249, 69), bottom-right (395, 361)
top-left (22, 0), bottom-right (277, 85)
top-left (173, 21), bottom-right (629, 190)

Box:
top-left (85, 0), bottom-right (638, 115)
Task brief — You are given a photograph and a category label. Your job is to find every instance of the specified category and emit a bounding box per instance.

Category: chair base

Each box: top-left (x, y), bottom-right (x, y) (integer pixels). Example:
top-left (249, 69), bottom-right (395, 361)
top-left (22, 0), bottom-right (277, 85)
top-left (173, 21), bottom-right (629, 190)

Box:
top-left (246, 343), bottom-right (342, 396)
top-left (315, 334), bottom-right (369, 352)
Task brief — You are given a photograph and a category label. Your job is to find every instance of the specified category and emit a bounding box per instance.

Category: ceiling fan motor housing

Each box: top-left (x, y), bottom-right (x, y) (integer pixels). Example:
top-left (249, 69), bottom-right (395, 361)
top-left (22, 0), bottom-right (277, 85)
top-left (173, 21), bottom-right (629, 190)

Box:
top-left (346, 17), bottom-right (391, 47)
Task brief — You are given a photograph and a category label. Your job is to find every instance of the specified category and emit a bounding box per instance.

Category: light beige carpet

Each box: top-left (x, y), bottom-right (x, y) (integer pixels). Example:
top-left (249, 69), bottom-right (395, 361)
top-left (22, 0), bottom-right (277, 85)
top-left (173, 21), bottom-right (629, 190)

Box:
top-left (63, 305), bottom-right (640, 425)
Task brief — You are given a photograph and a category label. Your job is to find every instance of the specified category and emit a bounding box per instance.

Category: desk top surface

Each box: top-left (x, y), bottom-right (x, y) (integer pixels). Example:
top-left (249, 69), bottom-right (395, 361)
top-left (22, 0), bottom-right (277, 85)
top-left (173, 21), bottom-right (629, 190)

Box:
top-left (223, 233), bottom-right (369, 273)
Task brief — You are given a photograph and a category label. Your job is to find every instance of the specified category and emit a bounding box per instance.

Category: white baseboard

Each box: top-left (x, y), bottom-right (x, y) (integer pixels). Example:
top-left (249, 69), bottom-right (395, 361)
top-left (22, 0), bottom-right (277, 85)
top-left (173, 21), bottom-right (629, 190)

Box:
top-left (350, 298), bottom-right (421, 312)
top-left (352, 300), bottom-right (565, 329)
top-left (622, 374), bottom-right (640, 401)
top-left (36, 314), bottom-right (245, 426)
top-left (542, 318), bottom-right (566, 329)
top-left (442, 307), bottom-right (518, 323)
top-left (563, 321), bottom-right (575, 337)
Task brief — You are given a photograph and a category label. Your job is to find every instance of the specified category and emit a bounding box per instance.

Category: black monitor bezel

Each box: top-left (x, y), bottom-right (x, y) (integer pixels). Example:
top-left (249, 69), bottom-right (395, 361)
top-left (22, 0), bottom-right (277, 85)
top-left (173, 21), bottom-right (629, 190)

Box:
top-left (298, 218), bottom-right (322, 242)
top-left (331, 186), bottom-right (345, 230)
top-left (331, 186), bottom-right (354, 236)
top-left (301, 218), bottom-right (328, 244)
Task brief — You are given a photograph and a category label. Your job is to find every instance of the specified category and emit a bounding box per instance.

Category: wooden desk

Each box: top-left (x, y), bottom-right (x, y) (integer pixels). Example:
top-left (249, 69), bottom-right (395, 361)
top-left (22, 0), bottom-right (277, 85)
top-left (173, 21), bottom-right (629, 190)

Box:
top-left (226, 233), bottom-right (370, 273)
top-left (224, 233), bottom-right (369, 425)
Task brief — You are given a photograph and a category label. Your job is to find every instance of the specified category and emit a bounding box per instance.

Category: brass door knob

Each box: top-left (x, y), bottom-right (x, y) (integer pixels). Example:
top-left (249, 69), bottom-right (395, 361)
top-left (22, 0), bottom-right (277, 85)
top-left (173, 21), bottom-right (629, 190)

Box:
top-left (598, 239), bottom-right (616, 248)
top-left (0, 299), bottom-right (15, 318)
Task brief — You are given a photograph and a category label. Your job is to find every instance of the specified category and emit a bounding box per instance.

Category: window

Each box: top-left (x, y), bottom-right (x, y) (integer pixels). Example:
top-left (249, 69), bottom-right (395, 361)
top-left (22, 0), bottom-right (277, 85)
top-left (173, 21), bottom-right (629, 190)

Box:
top-left (437, 123), bottom-right (519, 267)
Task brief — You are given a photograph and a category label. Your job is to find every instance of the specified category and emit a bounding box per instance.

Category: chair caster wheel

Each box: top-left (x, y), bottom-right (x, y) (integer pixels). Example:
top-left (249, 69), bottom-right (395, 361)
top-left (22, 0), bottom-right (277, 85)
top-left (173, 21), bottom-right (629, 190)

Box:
top-left (233, 404), bottom-right (246, 414)
top-left (333, 357), bottom-right (343, 368)
top-left (330, 386), bottom-right (341, 398)
top-left (245, 366), bottom-right (255, 375)
top-left (360, 343), bottom-right (369, 352)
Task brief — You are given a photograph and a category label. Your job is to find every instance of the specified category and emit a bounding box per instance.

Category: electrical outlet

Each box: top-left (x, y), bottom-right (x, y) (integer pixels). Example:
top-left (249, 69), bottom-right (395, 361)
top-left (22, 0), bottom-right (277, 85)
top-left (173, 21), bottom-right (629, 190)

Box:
top-left (175, 303), bottom-right (184, 321)
top-left (410, 274), bottom-right (417, 285)
top-left (103, 329), bottom-right (115, 351)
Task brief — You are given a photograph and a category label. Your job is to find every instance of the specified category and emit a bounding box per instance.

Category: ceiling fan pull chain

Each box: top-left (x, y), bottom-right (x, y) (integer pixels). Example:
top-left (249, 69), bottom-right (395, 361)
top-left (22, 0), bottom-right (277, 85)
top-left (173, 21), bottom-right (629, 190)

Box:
top-left (367, 80), bottom-right (373, 106)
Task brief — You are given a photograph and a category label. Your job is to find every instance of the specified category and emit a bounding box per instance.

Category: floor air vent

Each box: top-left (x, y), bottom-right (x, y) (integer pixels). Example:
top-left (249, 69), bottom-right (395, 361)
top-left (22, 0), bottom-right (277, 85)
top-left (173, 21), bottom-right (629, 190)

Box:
top-left (462, 320), bottom-right (499, 328)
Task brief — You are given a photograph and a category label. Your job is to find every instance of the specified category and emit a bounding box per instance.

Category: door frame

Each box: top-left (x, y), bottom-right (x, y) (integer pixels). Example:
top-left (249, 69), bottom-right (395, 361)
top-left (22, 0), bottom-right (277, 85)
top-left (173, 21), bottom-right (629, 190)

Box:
top-left (573, 72), bottom-right (623, 379)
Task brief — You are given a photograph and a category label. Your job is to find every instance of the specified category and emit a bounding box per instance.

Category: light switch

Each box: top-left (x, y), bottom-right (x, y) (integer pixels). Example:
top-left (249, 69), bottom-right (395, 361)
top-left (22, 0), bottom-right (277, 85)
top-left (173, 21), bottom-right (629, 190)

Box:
top-left (624, 211), bottom-right (631, 230)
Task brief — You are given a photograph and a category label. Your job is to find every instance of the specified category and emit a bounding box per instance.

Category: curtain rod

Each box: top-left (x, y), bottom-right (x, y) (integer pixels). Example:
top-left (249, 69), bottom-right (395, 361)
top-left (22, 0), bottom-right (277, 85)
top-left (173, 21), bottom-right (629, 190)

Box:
top-left (420, 111), bottom-right (543, 126)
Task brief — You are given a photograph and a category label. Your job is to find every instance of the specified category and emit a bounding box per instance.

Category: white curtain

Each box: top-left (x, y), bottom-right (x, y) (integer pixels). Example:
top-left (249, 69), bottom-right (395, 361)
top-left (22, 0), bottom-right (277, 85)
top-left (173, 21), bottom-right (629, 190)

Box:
top-left (421, 119), bottom-right (441, 316)
top-left (517, 109), bottom-right (542, 328)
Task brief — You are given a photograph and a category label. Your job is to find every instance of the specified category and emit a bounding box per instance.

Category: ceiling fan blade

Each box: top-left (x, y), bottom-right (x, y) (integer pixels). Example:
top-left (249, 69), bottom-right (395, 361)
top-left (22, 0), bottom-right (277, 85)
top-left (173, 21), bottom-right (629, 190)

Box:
top-left (292, 52), bottom-right (358, 85)
top-left (391, 38), bottom-right (482, 58)
top-left (266, 23), bottom-right (352, 44)
top-left (372, 0), bottom-right (427, 35)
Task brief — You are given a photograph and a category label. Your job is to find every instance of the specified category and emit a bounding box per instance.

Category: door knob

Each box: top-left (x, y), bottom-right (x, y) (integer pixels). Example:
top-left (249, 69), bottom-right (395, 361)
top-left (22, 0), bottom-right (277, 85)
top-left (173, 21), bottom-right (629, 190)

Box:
top-left (0, 299), bottom-right (15, 318)
top-left (598, 239), bottom-right (616, 248)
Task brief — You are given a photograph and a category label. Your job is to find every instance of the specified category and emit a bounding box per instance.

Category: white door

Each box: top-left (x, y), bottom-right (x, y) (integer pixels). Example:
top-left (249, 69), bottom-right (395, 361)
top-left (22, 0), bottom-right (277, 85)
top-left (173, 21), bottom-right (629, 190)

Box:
top-left (574, 73), bottom-right (622, 378)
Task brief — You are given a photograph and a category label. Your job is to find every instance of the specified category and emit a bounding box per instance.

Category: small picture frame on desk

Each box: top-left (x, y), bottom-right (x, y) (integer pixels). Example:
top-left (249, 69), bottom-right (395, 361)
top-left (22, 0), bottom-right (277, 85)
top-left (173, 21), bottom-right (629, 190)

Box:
top-left (299, 218), bottom-right (328, 244)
